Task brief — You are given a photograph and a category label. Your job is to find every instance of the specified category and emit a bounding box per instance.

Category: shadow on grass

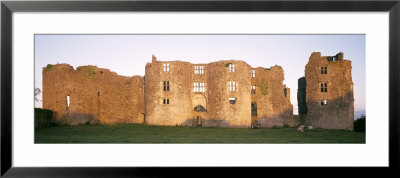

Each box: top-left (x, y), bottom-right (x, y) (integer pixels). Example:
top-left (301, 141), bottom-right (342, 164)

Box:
top-left (35, 123), bottom-right (366, 144)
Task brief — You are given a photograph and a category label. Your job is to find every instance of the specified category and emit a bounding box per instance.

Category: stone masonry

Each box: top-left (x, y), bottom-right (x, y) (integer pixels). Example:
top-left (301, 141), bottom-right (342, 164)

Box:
top-left (42, 52), bottom-right (354, 129)
top-left (144, 56), bottom-right (296, 128)
top-left (42, 64), bottom-right (144, 125)
top-left (297, 52), bottom-right (354, 130)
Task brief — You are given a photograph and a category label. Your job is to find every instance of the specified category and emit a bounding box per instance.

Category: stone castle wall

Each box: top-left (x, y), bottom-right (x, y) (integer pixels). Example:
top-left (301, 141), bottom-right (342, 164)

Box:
top-left (42, 52), bottom-right (353, 130)
top-left (144, 58), bottom-right (295, 128)
top-left (144, 60), bottom-right (193, 126)
top-left (205, 60), bottom-right (252, 127)
top-left (301, 52), bottom-right (354, 130)
top-left (250, 66), bottom-right (298, 128)
top-left (42, 64), bottom-right (144, 125)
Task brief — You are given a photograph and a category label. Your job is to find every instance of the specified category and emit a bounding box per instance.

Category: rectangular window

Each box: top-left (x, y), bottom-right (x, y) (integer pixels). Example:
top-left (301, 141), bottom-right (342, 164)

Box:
top-left (194, 66), bottom-right (204, 74)
top-left (163, 63), bottom-right (170, 72)
top-left (321, 83), bottom-right (328, 92)
top-left (163, 98), bottom-right (170, 104)
top-left (193, 83), bottom-right (198, 92)
top-left (200, 82), bottom-right (205, 92)
top-left (163, 81), bottom-right (170, 91)
top-left (320, 100), bottom-right (327, 105)
top-left (229, 97), bottom-right (236, 104)
top-left (193, 82), bottom-right (205, 92)
top-left (229, 81), bottom-right (236, 91)
top-left (251, 70), bottom-right (255, 78)
top-left (229, 64), bottom-right (235, 72)
top-left (251, 86), bottom-right (256, 94)
top-left (167, 81), bottom-right (170, 91)
top-left (321, 67), bottom-right (327, 74)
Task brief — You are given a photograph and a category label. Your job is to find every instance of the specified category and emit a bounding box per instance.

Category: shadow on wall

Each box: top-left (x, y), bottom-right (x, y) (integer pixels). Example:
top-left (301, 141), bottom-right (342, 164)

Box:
top-left (302, 91), bottom-right (354, 130)
top-left (253, 109), bottom-right (300, 128)
top-left (297, 77), bottom-right (307, 115)
top-left (59, 112), bottom-right (100, 126)
top-left (181, 118), bottom-right (231, 128)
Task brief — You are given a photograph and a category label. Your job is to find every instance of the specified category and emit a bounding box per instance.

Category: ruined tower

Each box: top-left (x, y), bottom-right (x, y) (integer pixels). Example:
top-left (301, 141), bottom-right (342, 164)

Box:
top-left (300, 52), bottom-right (354, 130)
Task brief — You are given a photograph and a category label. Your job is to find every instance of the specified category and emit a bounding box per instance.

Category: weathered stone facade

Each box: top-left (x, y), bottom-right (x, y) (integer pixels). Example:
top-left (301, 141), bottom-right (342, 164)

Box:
top-left (250, 66), bottom-right (296, 128)
top-left (144, 56), bottom-right (296, 128)
top-left (297, 52), bottom-right (354, 130)
top-left (43, 56), bottom-right (296, 128)
top-left (42, 64), bottom-right (144, 125)
top-left (42, 52), bottom-right (354, 130)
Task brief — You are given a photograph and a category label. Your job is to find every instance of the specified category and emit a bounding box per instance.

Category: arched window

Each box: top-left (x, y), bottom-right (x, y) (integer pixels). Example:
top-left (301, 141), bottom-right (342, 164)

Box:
top-left (194, 105), bottom-right (206, 112)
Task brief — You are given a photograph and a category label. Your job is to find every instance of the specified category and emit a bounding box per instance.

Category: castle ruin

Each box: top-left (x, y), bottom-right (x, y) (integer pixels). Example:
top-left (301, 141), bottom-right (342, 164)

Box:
top-left (42, 52), bottom-right (354, 130)
top-left (297, 52), bottom-right (354, 130)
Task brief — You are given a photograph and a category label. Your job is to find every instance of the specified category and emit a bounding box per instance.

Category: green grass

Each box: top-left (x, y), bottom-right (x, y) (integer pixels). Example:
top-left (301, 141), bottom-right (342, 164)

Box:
top-left (34, 124), bottom-right (365, 143)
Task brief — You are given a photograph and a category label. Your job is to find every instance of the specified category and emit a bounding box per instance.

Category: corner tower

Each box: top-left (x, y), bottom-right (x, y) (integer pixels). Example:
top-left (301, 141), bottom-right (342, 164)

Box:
top-left (302, 52), bottom-right (354, 130)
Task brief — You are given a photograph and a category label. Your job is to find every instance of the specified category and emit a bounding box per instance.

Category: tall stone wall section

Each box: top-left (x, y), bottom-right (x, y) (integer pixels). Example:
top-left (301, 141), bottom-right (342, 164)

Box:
top-left (144, 61), bottom-right (193, 126)
top-left (250, 66), bottom-right (297, 128)
top-left (205, 60), bottom-right (252, 128)
top-left (42, 64), bottom-right (144, 125)
top-left (302, 52), bottom-right (354, 130)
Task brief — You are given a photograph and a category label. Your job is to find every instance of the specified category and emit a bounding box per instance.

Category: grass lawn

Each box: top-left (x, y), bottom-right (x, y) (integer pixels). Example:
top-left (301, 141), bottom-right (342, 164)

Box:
top-left (35, 124), bottom-right (365, 143)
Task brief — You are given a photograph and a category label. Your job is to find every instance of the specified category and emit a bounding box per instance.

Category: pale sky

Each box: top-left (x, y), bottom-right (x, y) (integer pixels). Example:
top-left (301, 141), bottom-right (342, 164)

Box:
top-left (34, 35), bottom-right (366, 118)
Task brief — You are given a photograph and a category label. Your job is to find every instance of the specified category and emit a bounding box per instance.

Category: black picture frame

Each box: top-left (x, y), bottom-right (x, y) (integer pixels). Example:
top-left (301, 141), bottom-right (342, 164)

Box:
top-left (1, 0), bottom-right (399, 177)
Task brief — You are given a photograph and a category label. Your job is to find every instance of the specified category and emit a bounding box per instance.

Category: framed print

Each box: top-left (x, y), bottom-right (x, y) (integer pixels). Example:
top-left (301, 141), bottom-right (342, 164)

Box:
top-left (1, 0), bottom-right (399, 177)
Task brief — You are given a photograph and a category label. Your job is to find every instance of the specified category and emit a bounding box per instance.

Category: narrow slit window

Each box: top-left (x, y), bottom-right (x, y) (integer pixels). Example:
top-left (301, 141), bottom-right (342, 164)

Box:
top-left (321, 83), bottom-right (328, 92)
top-left (251, 70), bottom-right (255, 78)
top-left (229, 81), bottom-right (236, 92)
top-left (251, 86), bottom-right (256, 94)
top-left (229, 64), bottom-right (235, 72)
top-left (163, 81), bottom-right (170, 91)
top-left (66, 94), bottom-right (70, 107)
top-left (193, 83), bottom-right (198, 92)
top-left (163, 63), bottom-right (170, 72)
